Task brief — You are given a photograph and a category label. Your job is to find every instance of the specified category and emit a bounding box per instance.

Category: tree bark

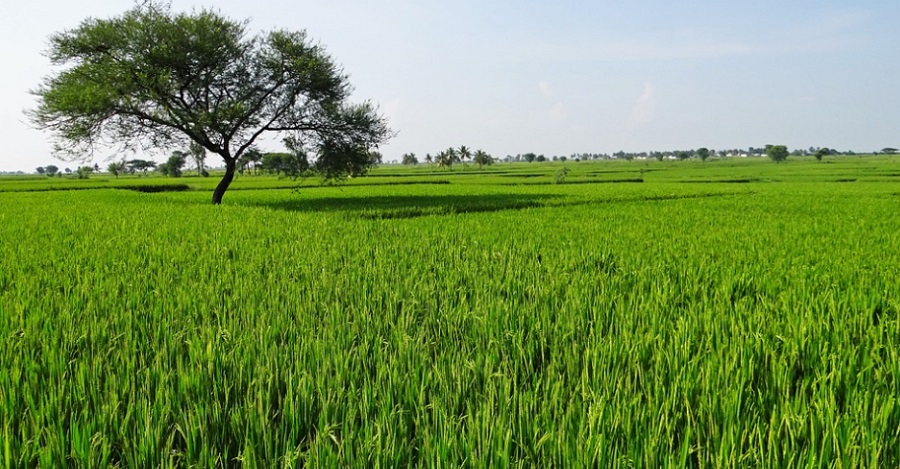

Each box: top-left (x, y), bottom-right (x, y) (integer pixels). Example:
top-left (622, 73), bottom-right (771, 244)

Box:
top-left (212, 159), bottom-right (236, 204)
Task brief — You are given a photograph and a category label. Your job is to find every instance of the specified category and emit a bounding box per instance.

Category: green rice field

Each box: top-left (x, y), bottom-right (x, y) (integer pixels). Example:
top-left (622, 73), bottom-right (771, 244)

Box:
top-left (1, 156), bottom-right (899, 467)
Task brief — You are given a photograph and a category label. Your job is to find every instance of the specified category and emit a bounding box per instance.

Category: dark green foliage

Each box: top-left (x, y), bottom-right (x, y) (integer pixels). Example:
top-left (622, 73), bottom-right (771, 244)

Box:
top-left (238, 147), bottom-right (264, 175)
top-left (435, 147), bottom-right (460, 170)
top-left (314, 139), bottom-right (381, 181)
top-left (75, 165), bottom-right (93, 179)
top-left (158, 151), bottom-right (187, 177)
top-left (766, 144), bottom-right (790, 163)
top-left (697, 147), bottom-right (710, 161)
top-left (261, 152), bottom-right (309, 178)
top-left (29, 1), bottom-right (391, 204)
top-left (106, 161), bottom-right (126, 178)
top-left (472, 149), bottom-right (493, 168)
top-left (458, 145), bottom-right (472, 163)
top-left (401, 153), bottom-right (418, 165)
top-left (126, 159), bottom-right (156, 174)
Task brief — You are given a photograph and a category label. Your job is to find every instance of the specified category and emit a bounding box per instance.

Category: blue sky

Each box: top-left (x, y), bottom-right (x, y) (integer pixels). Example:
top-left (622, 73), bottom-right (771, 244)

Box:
top-left (2, 1), bottom-right (898, 170)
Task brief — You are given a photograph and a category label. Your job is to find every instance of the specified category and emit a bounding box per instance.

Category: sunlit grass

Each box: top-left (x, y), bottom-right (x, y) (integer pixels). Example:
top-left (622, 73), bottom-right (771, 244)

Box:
top-left (1, 157), bottom-right (899, 467)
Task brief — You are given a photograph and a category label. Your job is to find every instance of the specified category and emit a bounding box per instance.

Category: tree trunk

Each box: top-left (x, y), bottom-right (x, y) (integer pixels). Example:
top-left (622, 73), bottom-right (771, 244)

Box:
top-left (212, 159), bottom-right (236, 205)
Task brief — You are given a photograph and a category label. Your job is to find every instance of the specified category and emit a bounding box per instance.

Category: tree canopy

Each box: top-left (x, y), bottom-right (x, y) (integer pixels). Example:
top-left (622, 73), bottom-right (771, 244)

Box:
top-left (472, 149), bottom-right (493, 168)
top-left (696, 147), bottom-right (710, 161)
top-left (30, 2), bottom-right (391, 203)
top-left (766, 145), bottom-right (789, 163)
top-left (401, 153), bottom-right (418, 165)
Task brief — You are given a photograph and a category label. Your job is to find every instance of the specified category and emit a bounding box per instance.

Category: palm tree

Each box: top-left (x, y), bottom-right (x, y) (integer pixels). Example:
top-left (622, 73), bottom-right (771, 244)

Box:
top-left (458, 145), bottom-right (472, 164)
top-left (473, 149), bottom-right (493, 169)
top-left (437, 147), bottom-right (459, 170)
top-left (437, 147), bottom-right (460, 170)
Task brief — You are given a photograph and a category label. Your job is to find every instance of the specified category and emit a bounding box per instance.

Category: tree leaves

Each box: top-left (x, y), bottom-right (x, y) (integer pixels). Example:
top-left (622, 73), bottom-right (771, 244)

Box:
top-left (30, 1), bottom-right (391, 203)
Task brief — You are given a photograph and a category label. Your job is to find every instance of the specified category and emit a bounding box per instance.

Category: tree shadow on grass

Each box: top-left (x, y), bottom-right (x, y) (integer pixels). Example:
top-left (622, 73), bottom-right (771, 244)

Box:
top-left (251, 193), bottom-right (564, 219)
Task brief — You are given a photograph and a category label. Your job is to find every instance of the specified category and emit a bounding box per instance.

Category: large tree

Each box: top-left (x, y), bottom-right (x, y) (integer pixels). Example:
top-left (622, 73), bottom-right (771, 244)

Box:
top-left (30, 2), bottom-right (391, 204)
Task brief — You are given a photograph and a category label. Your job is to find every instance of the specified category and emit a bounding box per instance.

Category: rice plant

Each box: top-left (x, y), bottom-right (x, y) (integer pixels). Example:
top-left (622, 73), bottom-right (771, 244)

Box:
top-left (1, 158), bottom-right (898, 467)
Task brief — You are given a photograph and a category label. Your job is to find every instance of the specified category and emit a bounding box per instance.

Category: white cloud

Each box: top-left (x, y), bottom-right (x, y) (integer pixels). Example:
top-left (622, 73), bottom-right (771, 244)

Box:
top-left (627, 82), bottom-right (656, 129)
top-left (539, 81), bottom-right (554, 97)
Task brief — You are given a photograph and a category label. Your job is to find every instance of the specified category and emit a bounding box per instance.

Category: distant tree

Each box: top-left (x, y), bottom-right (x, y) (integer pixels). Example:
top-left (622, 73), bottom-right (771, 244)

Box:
top-left (29, 2), bottom-right (391, 204)
top-left (677, 151), bottom-right (691, 161)
top-left (472, 149), bottom-right (493, 169)
top-left (436, 147), bottom-right (460, 170)
top-left (369, 150), bottom-right (383, 166)
top-left (36, 167), bottom-right (45, 175)
top-left (458, 145), bottom-right (472, 164)
top-left (881, 147), bottom-right (898, 155)
top-left (766, 144), bottom-right (789, 163)
top-left (814, 147), bottom-right (829, 161)
top-left (401, 153), bottom-right (418, 165)
top-left (523, 152), bottom-right (537, 163)
top-left (159, 151), bottom-right (187, 177)
top-left (107, 161), bottom-right (126, 178)
top-left (45, 165), bottom-right (59, 176)
top-left (696, 147), bottom-right (710, 161)
top-left (64, 167), bottom-right (72, 174)
top-left (190, 141), bottom-right (207, 177)
top-left (76, 165), bottom-right (93, 179)
top-left (127, 159), bottom-right (156, 174)
top-left (535, 155), bottom-right (546, 162)
top-left (281, 136), bottom-right (313, 178)
top-left (261, 152), bottom-right (286, 174)
top-left (559, 156), bottom-right (568, 162)
top-left (238, 147), bottom-right (263, 175)
top-left (424, 154), bottom-right (433, 164)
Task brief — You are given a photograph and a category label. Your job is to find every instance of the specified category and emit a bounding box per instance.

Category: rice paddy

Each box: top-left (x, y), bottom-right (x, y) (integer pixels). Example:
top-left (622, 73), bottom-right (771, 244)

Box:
top-left (1, 156), bottom-right (899, 467)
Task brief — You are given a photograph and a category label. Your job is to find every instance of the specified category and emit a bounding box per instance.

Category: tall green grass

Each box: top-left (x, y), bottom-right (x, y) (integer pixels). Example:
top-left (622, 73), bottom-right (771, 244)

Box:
top-left (1, 159), bottom-right (899, 467)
